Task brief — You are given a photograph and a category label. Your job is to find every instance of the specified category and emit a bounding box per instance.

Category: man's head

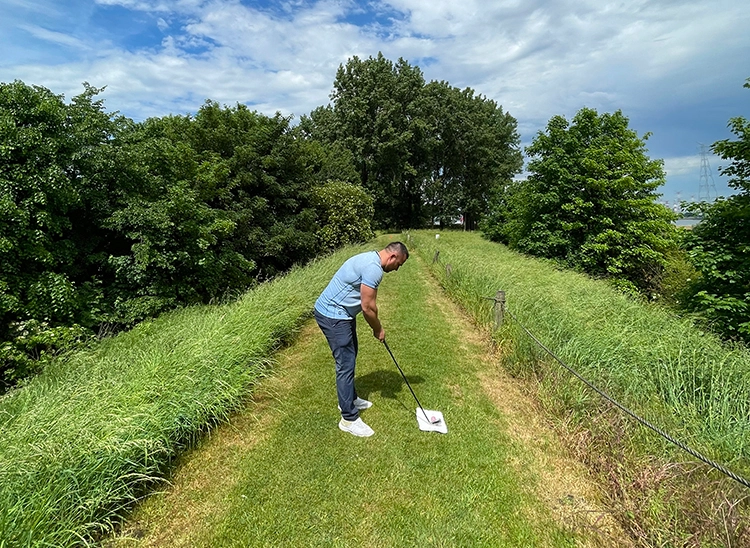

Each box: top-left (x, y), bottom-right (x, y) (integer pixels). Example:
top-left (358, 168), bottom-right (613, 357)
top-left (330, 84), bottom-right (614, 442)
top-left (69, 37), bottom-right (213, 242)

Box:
top-left (381, 241), bottom-right (409, 272)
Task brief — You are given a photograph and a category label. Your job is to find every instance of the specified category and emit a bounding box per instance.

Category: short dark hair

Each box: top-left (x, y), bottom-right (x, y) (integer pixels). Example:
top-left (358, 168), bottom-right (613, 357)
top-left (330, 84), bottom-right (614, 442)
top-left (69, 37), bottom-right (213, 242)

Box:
top-left (385, 241), bottom-right (409, 259)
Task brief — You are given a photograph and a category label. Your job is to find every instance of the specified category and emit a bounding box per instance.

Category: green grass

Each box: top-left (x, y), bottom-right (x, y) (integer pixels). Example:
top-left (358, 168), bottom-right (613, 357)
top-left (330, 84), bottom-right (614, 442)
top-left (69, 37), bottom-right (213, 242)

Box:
top-left (0, 245), bottom-right (366, 547)
top-left (408, 229), bottom-right (750, 545)
top-left (10, 228), bottom-right (743, 546)
top-left (141, 235), bottom-right (576, 547)
top-left (412, 230), bottom-right (750, 464)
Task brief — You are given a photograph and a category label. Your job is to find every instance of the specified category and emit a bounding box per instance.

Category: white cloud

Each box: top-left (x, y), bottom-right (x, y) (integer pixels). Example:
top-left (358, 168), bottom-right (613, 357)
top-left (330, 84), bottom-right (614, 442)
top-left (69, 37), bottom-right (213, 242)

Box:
top-left (18, 24), bottom-right (91, 50)
top-left (663, 152), bottom-right (726, 179)
top-left (663, 154), bottom-right (702, 178)
top-left (93, 0), bottom-right (177, 12)
top-left (1, 0), bottom-right (747, 187)
top-left (372, 0), bottom-right (747, 130)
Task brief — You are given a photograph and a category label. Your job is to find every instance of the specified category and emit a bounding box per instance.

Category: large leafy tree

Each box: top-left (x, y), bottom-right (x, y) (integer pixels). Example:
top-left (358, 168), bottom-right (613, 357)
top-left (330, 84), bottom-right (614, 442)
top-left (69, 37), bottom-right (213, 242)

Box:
top-left (105, 101), bottom-right (324, 317)
top-left (0, 82), bottom-right (118, 324)
top-left (102, 115), bottom-right (248, 322)
top-left (0, 81), bottom-right (123, 384)
top-left (186, 101), bottom-right (320, 278)
top-left (327, 53), bottom-right (427, 228)
top-left (683, 79), bottom-right (750, 342)
top-left (484, 108), bottom-right (677, 293)
top-left (304, 53), bottom-right (523, 230)
top-left (420, 81), bottom-right (522, 229)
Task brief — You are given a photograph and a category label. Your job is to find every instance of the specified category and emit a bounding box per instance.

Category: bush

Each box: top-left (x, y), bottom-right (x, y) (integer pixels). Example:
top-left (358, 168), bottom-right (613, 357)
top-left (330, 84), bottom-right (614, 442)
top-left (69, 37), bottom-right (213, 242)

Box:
top-left (680, 80), bottom-right (750, 343)
top-left (1, 320), bottom-right (92, 388)
top-left (312, 180), bottom-right (374, 250)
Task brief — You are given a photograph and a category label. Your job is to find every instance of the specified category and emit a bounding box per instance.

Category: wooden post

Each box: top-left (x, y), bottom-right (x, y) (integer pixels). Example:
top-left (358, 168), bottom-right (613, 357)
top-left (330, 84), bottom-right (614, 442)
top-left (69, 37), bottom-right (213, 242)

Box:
top-left (433, 250), bottom-right (440, 264)
top-left (446, 263), bottom-right (452, 277)
top-left (494, 290), bottom-right (506, 329)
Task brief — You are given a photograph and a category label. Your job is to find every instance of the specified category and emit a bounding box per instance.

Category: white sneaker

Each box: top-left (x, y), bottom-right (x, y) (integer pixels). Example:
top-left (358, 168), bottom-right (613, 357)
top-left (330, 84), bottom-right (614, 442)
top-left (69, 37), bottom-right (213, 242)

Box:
top-left (338, 397), bottom-right (373, 412)
top-left (339, 417), bottom-right (374, 437)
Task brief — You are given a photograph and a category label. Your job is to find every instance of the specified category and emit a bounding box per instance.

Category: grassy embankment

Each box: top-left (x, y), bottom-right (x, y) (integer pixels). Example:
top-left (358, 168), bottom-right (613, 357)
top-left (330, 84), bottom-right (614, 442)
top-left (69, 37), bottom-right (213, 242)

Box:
top-left (410, 229), bottom-right (750, 547)
top-left (0, 245), bottom-right (366, 547)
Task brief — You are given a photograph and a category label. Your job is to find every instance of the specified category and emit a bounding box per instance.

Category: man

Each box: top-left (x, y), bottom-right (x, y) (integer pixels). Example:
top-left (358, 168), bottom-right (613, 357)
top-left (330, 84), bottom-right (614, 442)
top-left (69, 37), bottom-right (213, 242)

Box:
top-left (314, 241), bottom-right (409, 437)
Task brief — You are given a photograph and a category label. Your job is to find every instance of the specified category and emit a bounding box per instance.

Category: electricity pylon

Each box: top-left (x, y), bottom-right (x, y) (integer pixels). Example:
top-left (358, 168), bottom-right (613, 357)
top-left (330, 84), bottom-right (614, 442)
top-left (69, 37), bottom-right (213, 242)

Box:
top-left (698, 143), bottom-right (718, 201)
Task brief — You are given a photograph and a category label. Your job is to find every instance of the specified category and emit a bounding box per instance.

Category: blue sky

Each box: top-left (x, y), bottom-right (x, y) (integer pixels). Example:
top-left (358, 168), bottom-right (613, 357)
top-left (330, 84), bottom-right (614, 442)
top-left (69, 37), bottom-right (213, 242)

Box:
top-left (2, 0), bottom-right (748, 206)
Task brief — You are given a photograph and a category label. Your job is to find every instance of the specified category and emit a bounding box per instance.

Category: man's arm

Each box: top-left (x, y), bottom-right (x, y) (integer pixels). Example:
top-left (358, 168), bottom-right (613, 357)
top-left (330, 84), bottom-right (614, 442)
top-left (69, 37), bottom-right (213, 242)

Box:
top-left (361, 284), bottom-right (385, 341)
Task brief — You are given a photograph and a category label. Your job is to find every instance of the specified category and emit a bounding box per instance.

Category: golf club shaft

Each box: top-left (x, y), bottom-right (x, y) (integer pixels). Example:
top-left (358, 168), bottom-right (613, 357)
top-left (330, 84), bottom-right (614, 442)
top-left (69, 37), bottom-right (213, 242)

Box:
top-left (382, 340), bottom-right (432, 423)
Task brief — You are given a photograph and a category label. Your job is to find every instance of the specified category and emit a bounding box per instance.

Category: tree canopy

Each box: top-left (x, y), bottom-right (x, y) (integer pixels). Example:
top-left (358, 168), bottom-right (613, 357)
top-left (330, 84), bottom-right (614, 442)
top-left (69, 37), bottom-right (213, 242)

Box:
top-left (301, 53), bottom-right (523, 229)
top-left (483, 107), bottom-right (678, 293)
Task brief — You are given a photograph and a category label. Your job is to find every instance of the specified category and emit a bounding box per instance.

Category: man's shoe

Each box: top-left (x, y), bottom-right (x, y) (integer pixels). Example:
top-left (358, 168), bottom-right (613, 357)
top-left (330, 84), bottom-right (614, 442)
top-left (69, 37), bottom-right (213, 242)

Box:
top-left (339, 417), bottom-right (374, 437)
top-left (338, 397), bottom-right (373, 412)
top-left (353, 397), bottom-right (373, 410)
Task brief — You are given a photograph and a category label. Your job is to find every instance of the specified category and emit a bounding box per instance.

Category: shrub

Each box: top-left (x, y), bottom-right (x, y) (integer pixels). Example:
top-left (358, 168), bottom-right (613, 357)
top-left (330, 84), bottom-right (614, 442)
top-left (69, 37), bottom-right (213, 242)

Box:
top-left (312, 180), bottom-right (374, 250)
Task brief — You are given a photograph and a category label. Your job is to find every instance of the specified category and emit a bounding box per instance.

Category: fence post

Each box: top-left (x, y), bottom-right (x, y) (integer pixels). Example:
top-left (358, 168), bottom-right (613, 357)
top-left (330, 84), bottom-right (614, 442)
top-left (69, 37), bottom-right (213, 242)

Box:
top-left (494, 290), bottom-right (506, 329)
top-left (433, 250), bottom-right (440, 264)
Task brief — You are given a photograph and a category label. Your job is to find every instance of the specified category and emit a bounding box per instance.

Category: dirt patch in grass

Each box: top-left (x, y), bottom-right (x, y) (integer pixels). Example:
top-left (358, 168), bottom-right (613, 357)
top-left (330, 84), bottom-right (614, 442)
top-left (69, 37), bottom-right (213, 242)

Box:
top-left (419, 265), bottom-right (635, 548)
top-left (104, 323), bottom-right (318, 547)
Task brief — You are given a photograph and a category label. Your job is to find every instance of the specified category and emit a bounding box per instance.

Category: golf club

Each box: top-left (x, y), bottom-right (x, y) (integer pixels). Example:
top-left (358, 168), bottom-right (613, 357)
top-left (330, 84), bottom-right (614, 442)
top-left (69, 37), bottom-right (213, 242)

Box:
top-left (382, 339), bottom-right (442, 425)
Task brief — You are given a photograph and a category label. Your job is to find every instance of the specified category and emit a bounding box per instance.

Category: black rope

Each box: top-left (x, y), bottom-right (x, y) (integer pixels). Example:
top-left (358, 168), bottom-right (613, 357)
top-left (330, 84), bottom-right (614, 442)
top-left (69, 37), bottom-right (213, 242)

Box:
top-left (493, 301), bottom-right (750, 490)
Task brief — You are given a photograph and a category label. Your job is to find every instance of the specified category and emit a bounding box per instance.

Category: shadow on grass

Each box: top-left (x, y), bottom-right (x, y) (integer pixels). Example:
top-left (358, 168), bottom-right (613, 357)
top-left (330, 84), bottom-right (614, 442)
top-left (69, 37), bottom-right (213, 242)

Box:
top-left (356, 369), bottom-right (425, 403)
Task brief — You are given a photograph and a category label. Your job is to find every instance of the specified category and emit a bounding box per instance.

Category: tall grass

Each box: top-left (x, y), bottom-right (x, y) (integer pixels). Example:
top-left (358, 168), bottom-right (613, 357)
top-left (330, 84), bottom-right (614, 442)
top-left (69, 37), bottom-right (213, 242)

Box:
top-left (0, 245), bottom-right (364, 547)
top-left (409, 230), bottom-right (750, 545)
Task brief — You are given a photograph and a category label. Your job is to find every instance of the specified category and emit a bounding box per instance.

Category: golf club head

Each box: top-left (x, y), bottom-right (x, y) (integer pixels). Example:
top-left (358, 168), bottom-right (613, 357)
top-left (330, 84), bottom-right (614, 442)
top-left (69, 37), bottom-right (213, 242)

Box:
top-left (416, 409), bottom-right (447, 433)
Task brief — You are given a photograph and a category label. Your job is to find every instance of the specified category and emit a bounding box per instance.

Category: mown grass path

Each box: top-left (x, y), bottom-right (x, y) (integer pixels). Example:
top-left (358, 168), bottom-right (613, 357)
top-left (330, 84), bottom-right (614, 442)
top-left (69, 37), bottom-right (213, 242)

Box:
top-left (109, 244), bottom-right (630, 547)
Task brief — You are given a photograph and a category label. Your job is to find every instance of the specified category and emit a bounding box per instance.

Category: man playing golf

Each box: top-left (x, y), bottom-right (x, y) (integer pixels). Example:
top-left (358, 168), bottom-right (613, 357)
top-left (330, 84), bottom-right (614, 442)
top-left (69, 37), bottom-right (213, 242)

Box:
top-left (314, 242), bottom-right (409, 437)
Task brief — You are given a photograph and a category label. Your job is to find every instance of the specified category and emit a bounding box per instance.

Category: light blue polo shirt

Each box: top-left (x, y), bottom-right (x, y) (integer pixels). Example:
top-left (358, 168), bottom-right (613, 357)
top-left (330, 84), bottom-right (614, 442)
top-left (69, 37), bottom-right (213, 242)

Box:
top-left (315, 251), bottom-right (383, 320)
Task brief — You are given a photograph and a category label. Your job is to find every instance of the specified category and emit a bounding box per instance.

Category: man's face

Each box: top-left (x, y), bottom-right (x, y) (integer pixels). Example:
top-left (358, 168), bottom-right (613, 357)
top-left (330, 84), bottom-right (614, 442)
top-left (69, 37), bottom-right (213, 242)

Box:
top-left (384, 252), bottom-right (408, 272)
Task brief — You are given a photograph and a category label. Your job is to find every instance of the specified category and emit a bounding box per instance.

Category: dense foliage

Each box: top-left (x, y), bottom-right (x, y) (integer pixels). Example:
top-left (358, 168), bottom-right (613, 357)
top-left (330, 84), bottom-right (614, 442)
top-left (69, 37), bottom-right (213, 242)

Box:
top-left (300, 53), bottom-right (523, 229)
top-left (482, 108), bottom-right (678, 293)
top-left (311, 180), bottom-right (374, 251)
top-left (683, 79), bottom-right (750, 343)
top-left (0, 81), bottom-right (371, 388)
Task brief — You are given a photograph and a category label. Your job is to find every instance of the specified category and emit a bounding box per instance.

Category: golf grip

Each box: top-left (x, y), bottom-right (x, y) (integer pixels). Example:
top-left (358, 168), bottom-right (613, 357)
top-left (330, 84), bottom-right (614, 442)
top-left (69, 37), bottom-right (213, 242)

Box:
top-left (382, 340), bottom-right (432, 424)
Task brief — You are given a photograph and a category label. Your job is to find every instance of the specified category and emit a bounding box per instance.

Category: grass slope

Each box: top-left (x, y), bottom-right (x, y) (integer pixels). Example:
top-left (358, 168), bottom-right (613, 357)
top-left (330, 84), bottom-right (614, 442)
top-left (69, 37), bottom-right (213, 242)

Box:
top-left (409, 229), bottom-right (750, 545)
top-left (0, 246), bottom-right (365, 547)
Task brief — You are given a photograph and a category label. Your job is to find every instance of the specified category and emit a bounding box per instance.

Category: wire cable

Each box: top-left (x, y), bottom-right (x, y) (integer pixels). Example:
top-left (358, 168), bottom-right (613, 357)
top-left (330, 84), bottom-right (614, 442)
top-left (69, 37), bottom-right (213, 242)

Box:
top-left (498, 303), bottom-right (750, 490)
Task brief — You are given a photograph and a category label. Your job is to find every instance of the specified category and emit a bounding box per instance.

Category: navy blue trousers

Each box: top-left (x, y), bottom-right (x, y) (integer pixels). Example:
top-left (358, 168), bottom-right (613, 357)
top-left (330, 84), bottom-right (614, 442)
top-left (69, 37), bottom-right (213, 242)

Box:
top-left (314, 310), bottom-right (360, 421)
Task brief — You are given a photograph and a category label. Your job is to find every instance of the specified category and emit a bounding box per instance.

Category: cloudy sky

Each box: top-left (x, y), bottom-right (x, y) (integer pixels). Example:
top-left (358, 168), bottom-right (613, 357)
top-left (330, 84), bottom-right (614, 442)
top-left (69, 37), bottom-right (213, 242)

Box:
top-left (2, 0), bottom-right (748, 205)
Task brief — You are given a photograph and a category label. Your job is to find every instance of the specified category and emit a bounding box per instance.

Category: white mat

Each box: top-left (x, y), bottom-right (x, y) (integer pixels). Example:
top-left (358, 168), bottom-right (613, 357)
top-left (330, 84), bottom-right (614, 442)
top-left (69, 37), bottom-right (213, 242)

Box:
top-left (416, 409), bottom-right (448, 434)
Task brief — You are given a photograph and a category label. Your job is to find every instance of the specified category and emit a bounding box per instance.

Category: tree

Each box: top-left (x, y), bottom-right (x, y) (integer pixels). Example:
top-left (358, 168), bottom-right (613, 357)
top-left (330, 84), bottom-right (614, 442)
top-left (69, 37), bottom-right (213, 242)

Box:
top-left (420, 82), bottom-right (523, 229)
top-left (104, 101), bottom-right (324, 319)
top-left (305, 54), bottom-right (523, 230)
top-left (327, 53), bottom-right (427, 228)
top-left (484, 108), bottom-right (677, 293)
top-left (683, 79), bottom-right (750, 342)
top-left (311, 180), bottom-right (374, 251)
top-left (0, 81), bottom-right (122, 385)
